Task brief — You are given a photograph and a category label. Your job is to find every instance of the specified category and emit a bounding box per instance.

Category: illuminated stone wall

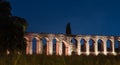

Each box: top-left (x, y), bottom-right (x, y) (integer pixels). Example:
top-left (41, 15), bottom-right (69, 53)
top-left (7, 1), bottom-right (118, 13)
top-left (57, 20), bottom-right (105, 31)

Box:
top-left (24, 33), bottom-right (120, 56)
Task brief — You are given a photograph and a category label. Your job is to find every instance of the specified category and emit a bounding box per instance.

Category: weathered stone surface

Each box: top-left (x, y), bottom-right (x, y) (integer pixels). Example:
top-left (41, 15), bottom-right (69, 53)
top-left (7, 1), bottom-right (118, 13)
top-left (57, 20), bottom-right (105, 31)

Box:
top-left (24, 33), bottom-right (120, 56)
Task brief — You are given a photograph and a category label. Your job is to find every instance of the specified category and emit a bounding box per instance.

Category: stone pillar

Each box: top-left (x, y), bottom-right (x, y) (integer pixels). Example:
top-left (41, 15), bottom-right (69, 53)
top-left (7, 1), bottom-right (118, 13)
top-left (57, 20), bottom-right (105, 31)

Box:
top-left (49, 40), bottom-right (53, 55)
top-left (25, 35), bottom-right (33, 55)
top-left (57, 35), bottom-right (70, 56)
top-left (94, 37), bottom-right (99, 55)
top-left (47, 34), bottom-right (54, 55)
top-left (65, 46), bottom-right (68, 56)
top-left (25, 36), bottom-right (31, 55)
top-left (26, 40), bottom-right (29, 55)
top-left (62, 40), bottom-right (69, 56)
top-left (76, 37), bottom-right (81, 55)
top-left (46, 40), bottom-right (49, 55)
top-left (58, 41), bottom-right (63, 55)
top-left (36, 40), bottom-right (39, 54)
top-left (110, 38), bottom-right (116, 55)
top-left (84, 37), bottom-right (90, 55)
top-left (102, 38), bottom-right (107, 55)
top-left (57, 34), bottom-right (65, 56)
top-left (67, 45), bottom-right (71, 56)
top-left (36, 39), bottom-right (43, 54)
top-left (94, 39), bottom-right (98, 55)
top-left (66, 37), bottom-right (72, 55)
top-left (29, 40), bottom-right (33, 55)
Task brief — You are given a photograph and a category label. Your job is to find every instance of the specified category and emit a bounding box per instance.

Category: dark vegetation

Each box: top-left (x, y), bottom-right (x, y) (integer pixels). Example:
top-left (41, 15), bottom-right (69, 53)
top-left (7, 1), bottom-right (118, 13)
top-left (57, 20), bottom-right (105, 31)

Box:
top-left (0, 54), bottom-right (120, 65)
top-left (0, 1), bottom-right (28, 54)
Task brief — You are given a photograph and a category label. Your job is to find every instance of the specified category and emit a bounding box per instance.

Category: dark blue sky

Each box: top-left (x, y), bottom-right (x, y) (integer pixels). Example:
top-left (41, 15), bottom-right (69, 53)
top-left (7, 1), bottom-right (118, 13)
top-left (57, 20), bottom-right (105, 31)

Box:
top-left (9, 0), bottom-right (120, 36)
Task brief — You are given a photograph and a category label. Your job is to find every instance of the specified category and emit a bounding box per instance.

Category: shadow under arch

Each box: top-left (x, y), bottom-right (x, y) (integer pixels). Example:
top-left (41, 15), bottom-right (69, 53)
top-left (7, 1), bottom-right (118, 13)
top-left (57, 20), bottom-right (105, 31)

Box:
top-left (80, 38), bottom-right (86, 52)
top-left (52, 38), bottom-right (57, 54)
top-left (106, 39), bottom-right (112, 52)
top-left (71, 38), bottom-right (77, 55)
top-left (89, 39), bottom-right (95, 52)
top-left (32, 37), bottom-right (37, 54)
top-left (115, 40), bottom-right (120, 53)
top-left (41, 37), bottom-right (49, 55)
top-left (32, 36), bottom-right (42, 54)
top-left (62, 40), bottom-right (69, 56)
top-left (97, 39), bottom-right (104, 52)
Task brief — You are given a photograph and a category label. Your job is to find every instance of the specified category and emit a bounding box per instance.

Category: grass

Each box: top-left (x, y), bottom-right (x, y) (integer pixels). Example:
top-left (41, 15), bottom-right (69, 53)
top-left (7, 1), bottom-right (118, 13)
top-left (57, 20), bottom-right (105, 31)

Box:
top-left (0, 54), bottom-right (120, 65)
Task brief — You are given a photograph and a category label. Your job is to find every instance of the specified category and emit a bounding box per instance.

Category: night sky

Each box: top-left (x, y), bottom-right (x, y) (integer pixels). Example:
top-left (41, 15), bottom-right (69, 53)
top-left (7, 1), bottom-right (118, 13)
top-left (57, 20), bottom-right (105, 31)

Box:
top-left (9, 0), bottom-right (120, 36)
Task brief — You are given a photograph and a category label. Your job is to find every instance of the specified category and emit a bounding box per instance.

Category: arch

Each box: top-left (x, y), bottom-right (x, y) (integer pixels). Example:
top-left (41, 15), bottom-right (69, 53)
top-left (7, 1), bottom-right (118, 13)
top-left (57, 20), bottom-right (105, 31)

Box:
top-left (24, 36), bottom-right (30, 55)
top-left (118, 40), bottom-right (120, 53)
top-left (89, 39), bottom-right (95, 52)
top-left (31, 36), bottom-right (41, 54)
top-left (24, 33), bottom-right (120, 55)
top-left (106, 39), bottom-right (112, 52)
top-left (75, 37), bottom-right (82, 55)
top-left (80, 38), bottom-right (86, 52)
top-left (32, 38), bottom-right (37, 54)
top-left (118, 38), bottom-right (120, 53)
top-left (71, 38), bottom-right (77, 47)
top-left (42, 37), bottom-right (47, 47)
top-left (62, 40), bottom-right (69, 56)
top-left (52, 38), bottom-right (57, 54)
top-left (54, 37), bottom-right (59, 55)
top-left (24, 34), bottom-right (42, 55)
top-left (71, 38), bottom-right (77, 54)
top-left (24, 36), bottom-right (30, 41)
top-left (41, 37), bottom-right (48, 55)
top-left (115, 40), bottom-right (120, 53)
top-left (97, 39), bottom-right (104, 52)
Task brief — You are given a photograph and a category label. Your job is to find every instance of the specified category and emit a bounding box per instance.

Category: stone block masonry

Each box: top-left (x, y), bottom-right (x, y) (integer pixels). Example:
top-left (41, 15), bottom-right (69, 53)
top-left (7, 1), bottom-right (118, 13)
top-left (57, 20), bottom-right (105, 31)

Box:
top-left (24, 33), bottom-right (120, 56)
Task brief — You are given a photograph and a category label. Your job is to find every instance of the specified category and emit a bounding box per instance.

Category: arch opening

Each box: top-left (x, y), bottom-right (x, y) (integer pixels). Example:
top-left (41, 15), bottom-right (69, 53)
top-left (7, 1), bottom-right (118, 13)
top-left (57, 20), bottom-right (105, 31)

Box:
top-left (115, 40), bottom-right (120, 53)
top-left (52, 38), bottom-right (57, 54)
top-left (62, 40), bottom-right (68, 55)
top-left (71, 38), bottom-right (77, 55)
top-left (89, 39), bottom-right (95, 52)
top-left (106, 39), bottom-right (112, 52)
top-left (32, 37), bottom-right (37, 54)
top-left (42, 38), bottom-right (47, 54)
top-left (62, 42), bottom-right (66, 55)
top-left (80, 38), bottom-right (86, 52)
top-left (98, 39), bottom-right (103, 52)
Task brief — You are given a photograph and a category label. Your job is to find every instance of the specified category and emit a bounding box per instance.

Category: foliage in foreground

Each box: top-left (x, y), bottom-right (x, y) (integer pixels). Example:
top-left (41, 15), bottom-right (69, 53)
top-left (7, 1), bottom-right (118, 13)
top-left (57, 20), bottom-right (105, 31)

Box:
top-left (0, 54), bottom-right (120, 65)
top-left (0, 1), bottom-right (28, 54)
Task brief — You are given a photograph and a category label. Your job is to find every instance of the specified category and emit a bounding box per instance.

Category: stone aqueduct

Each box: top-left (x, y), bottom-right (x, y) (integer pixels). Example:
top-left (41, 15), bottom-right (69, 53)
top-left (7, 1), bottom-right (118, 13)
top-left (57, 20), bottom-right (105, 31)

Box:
top-left (24, 33), bottom-right (120, 56)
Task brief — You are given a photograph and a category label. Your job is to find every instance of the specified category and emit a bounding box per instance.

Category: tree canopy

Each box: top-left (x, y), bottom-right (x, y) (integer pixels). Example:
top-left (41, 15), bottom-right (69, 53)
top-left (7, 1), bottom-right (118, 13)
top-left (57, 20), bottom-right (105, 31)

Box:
top-left (0, 1), bottom-right (28, 54)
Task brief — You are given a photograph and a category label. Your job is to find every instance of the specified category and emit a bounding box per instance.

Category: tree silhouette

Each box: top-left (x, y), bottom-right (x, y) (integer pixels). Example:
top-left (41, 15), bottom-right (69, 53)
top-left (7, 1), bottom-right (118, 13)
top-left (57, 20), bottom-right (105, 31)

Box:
top-left (0, 1), bottom-right (28, 54)
top-left (0, 1), bottom-right (11, 16)
top-left (66, 22), bottom-right (72, 35)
